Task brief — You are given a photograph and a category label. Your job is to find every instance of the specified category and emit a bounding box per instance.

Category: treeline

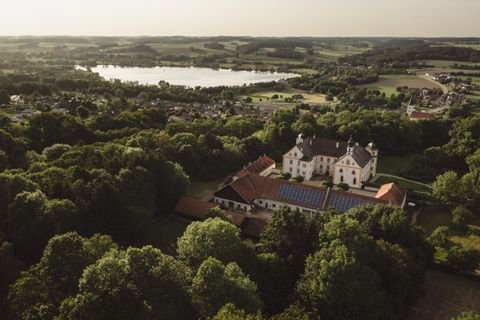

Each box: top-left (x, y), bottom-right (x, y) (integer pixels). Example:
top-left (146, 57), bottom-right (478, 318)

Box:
top-left (3, 203), bottom-right (433, 320)
top-left (341, 40), bottom-right (480, 66)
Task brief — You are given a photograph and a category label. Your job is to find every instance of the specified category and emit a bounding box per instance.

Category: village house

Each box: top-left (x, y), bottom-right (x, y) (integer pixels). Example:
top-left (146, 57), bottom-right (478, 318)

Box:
top-left (406, 103), bottom-right (434, 121)
top-left (282, 135), bottom-right (378, 188)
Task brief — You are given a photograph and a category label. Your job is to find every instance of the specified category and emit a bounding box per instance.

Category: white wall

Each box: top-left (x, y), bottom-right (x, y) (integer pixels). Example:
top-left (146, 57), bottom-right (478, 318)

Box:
top-left (214, 197), bottom-right (252, 212)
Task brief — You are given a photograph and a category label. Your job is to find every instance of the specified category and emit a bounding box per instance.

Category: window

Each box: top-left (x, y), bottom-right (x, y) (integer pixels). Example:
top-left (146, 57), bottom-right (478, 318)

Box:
top-left (294, 153), bottom-right (297, 157)
top-left (259, 200), bottom-right (263, 204)
top-left (341, 176), bottom-right (344, 182)
top-left (320, 157), bottom-right (323, 161)
top-left (339, 169), bottom-right (343, 173)
top-left (303, 163), bottom-right (306, 168)
top-left (327, 158), bottom-right (330, 163)
top-left (346, 160), bottom-right (350, 165)
top-left (289, 159), bottom-right (293, 165)
top-left (302, 171), bottom-right (306, 176)
top-left (353, 178), bottom-right (357, 185)
top-left (297, 169), bottom-right (300, 174)
top-left (320, 165), bottom-right (323, 169)
top-left (273, 204), bottom-right (276, 208)
top-left (289, 168), bottom-right (292, 173)
top-left (352, 170), bottom-right (356, 175)
top-left (298, 160), bottom-right (300, 165)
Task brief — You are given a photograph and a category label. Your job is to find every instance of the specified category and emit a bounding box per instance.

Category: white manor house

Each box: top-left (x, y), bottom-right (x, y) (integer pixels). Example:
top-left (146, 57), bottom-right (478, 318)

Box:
top-left (283, 134), bottom-right (378, 188)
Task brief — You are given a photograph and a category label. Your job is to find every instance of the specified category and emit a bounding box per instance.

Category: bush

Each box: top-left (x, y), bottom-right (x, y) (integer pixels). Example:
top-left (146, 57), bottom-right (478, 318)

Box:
top-left (446, 246), bottom-right (480, 273)
top-left (337, 183), bottom-right (350, 191)
top-left (452, 206), bottom-right (473, 226)
top-left (428, 226), bottom-right (449, 247)
top-left (293, 176), bottom-right (304, 183)
top-left (322, 180), bottom-right (334, 188)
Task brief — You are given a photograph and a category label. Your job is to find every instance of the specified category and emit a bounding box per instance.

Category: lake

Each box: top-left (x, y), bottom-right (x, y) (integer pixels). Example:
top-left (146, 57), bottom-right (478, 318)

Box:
top-left (79, 65), bottom-right (299, 87)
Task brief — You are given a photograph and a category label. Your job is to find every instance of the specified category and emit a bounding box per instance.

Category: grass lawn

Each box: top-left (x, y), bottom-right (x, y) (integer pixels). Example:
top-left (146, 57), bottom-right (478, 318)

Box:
top-left (187, 178), bottom-right (225, 200)
top-left (416, 205), bottom-right (452, 235)
top-left (416, 205), bottom-right (480, 267)
top-left (141, 215), bottom-right (191, 256)
top-left (377, 155), bottom-right (417, 176)
top-left (372, 175), bottom-right (431, 193)
top-left (357, 74), bottom-right (441, 96)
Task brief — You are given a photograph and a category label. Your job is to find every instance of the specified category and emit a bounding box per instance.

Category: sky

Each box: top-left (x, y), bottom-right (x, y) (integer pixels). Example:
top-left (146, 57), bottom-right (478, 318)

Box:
top-left (1, 0), bottom-right (479, 37)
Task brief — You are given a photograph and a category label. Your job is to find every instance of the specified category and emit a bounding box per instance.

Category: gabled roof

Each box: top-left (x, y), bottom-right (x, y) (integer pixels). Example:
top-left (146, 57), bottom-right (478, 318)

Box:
top-left (214, 174), bottom-right (388, 213)
top-left (375, 183), bottom-right (407, 207)
top-left (351, 146), bottom-right (373, 168)
top-left (174, 196), bottom-right (245, 226)
top-left (236, 155), bottom-right (275, 178)
top-left (297, 137), bottom-right (348, 159)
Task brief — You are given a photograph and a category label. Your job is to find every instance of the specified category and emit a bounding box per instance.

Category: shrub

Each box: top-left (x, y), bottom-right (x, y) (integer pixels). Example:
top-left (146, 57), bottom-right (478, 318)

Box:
top-left (452, 206), bottom-right (473, 226)
top-left (337, 183), bottom-right (350, 191)
top-left (446, 246), bottom-right (480, 273)
top-left (428, 226), bottom-right (449, 247)
top-left (293, 176), bottom-right (304, 183)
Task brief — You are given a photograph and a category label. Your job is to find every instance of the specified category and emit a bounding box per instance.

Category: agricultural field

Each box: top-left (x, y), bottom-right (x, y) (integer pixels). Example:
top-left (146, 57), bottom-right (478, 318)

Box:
top-left (407, 270), bottom-right (480, 320)
top-left (356, 74), bottom-right (442, 95)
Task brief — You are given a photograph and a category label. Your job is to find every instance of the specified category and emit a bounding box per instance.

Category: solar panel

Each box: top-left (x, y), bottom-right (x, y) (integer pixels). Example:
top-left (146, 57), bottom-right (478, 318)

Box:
top-left (328, 193), bottom-right (376, 212)
top-left (277, 184), bottom-right (325, 208)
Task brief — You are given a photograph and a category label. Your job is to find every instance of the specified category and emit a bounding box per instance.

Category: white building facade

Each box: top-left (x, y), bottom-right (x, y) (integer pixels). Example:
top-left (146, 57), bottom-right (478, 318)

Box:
top-left (283, 135), bottom-right (378, 188)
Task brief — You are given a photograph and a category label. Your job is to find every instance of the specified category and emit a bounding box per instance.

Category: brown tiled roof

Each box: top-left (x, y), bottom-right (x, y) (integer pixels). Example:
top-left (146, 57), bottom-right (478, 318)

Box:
top-left (236, 155), bottom-right (275, 178)
top-left (297, 137), bottom-right (348, 159)
top-left (215, 174), bottom-right (389, 213)
top-left (410, 111), bottom-right (434, 119)
top-left (375, 183), bottom-right (406, 207)
top-left (174, 196), bottom-right (245, 226)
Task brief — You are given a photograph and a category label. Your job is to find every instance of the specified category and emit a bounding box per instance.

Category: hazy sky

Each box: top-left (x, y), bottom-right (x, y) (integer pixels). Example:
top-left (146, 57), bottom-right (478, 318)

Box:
top-left (1, 0), bottom-right (479, 37)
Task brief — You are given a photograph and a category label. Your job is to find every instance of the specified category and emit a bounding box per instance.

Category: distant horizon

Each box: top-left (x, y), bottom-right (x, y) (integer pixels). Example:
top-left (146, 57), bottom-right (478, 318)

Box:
top-left (1, 35), bottom-right (480, 39)
top-left (1, 0), bottom-right (479, 38)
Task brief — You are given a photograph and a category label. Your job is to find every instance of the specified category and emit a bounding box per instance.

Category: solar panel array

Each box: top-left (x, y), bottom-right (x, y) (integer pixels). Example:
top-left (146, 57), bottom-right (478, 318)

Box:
top-left (277, 184), bottom-right (325, 208)
top-left (328, 193), bottom-right (376, 212)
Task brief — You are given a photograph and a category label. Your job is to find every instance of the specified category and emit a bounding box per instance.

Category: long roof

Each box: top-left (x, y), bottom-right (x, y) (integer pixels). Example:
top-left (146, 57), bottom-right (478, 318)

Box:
top-left (297, 137), bottom-right (348, 159)
top-left (297, 137), bottom-right (372, 167)
top-left (214, 174), bottom-right (388, 213)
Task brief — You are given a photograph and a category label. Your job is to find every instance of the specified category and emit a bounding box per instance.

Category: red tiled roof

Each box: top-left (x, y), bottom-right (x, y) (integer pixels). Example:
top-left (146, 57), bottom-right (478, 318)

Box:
top-left (409, 111), bottom-right (434, 119)
top-left (215, 173), bottom-right (388, 212)
top-left (174, 196), bottom-right (245, 226)
top-left (375, 183), bottom-right (407, 207)
top-left (236, 155), bottom-right (275, 178)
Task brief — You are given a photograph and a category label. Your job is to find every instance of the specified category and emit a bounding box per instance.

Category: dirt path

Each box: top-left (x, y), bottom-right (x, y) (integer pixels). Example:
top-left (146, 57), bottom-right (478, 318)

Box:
top-left (419, 74), bottom-right (449, 94)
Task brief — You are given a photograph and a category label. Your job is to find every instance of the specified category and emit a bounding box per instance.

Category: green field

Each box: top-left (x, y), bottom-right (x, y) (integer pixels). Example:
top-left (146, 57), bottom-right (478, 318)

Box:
top-left (459, 76), bottom-right (480, 85)
top-left (371, 175), bottom-right (431, 193)
top-left (378, 155), bottom-right (417, 177)
top-left (357, 74), bottom-right (440, 96)
top-left (187, 178), bottom-right (225, 200)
